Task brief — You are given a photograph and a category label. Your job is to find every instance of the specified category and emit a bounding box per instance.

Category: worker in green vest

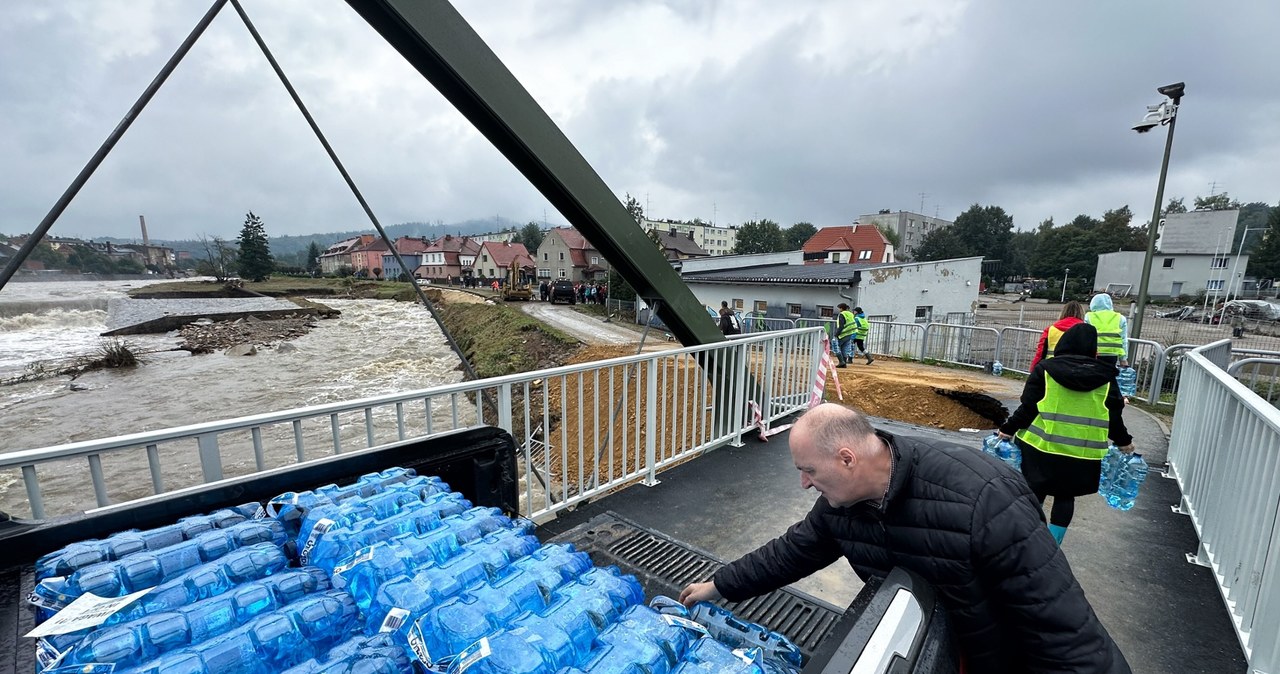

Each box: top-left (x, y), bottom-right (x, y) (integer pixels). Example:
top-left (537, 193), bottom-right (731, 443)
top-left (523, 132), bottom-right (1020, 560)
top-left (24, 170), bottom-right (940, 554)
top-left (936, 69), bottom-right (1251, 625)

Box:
top-left (835, 304), bottom-right (873, 367)
top-left (1085, 293), bottom-right (1128, 368)
top-left (997, 323), bottom-right (1133, 545)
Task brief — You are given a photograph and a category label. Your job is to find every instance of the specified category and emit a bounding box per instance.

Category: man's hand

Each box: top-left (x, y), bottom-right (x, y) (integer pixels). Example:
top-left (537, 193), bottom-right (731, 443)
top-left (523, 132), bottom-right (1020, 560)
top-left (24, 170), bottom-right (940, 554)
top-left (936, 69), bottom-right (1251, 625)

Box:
top-left (1119, 359), bottom-right (1129, 368)
top-left (678, 581), bottom-right (721, 607)
top-left (996, 431), bottom-right (1013, 441)
top-left (1117, 443), bottom-right (1135, 454)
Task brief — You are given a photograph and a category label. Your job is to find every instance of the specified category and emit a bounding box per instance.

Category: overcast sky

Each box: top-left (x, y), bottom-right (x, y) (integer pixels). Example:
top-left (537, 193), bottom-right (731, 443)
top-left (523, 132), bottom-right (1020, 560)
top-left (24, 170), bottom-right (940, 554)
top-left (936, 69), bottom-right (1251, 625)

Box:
top-left (2, 0), bottom-right (1277, 242)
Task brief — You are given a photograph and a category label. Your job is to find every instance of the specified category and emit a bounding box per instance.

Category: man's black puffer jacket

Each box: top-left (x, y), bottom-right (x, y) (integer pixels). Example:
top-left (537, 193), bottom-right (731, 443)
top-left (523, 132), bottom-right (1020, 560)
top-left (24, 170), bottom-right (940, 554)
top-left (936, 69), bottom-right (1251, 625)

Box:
top-left (713, 431), bottom-right (1131, 673)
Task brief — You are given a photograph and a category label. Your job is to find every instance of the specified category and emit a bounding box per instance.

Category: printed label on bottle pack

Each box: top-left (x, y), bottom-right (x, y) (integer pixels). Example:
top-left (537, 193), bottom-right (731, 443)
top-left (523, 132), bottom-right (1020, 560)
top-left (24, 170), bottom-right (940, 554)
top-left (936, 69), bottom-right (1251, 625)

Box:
top-left (27, 577), bottom-right (70, 612)
top-left (35, 638), bottom-right (67, 670)
top-left (252, 504), bottom-right (267, 519)
top-left (661, 613), bottom-right (710, 635)
top-left (332, 546), bottom-right (376, 577)
top-left (379, 607), bottom-right (410, 633)
top-left (298, 518), bottom-right (335, 565)
top-left (265, 493), bottom-right (299, 518)
top-left (25, 588), bottom-right (152, 638)
top-left (452, 637), bottom-right (492, 674)
top-left (407, 616), bottom-right (435, 667)
top-left (45, 665), bottom-right (115, 674)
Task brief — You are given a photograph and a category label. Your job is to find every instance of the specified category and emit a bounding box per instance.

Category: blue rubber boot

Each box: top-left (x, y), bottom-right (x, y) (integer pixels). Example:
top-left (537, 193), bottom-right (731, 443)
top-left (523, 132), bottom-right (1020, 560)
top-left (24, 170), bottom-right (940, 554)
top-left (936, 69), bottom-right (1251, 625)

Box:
top-left (1048, 524), bottom-right (1067, 545)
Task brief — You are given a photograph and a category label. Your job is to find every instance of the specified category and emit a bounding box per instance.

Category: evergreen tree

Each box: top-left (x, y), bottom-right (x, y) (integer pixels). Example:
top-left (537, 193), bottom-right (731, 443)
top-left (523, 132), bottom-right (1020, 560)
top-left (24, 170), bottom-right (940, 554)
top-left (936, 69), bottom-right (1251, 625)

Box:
top-left (1247, 205), bottom-right (1280, 281)
top-left (520, 221), bottom-right (544, 253)
top-left (236, 211), bottom-right (274, 282)
top-left (785, 222), bottom-right (817, 250)
top-left (733, 219), bottom-right (786, 254)
top-left (305, 241), bottom-right (321, 274)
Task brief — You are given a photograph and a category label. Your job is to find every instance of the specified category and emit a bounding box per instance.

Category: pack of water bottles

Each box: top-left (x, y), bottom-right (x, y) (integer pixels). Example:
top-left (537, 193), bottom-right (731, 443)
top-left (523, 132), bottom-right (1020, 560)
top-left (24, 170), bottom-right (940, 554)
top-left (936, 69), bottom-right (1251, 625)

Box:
top-left (1116, 366), bottom-right (1138, 399)
top-left (981, 433), bottom-right (1022, 470)
top-left (1099, 446), bottom-right (1150, 511)
top-left (26, 465), bottom-right (803, 674)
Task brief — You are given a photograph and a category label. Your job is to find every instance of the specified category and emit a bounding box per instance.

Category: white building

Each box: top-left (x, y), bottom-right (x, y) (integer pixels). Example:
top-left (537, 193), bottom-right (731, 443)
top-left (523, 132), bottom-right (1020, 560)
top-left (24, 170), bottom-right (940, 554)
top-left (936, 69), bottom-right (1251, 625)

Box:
top-left (679, 253), bottom-right (982, 324)
top-left (643, 219), bottom-right (737, 256)
top-left (1095, 209), bottom-right (1251, 299)
top-left (856, 211), bottom-right (954, 261)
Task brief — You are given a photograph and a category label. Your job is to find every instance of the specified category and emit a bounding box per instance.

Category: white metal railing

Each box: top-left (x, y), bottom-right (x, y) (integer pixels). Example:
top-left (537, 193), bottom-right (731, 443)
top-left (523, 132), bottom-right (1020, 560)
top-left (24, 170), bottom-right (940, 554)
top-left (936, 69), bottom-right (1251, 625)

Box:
top-left (741, 316), bottom-right (796, 334)
top-left (922, 323), bottom-right (999, 369)
top-left (0, 328), bottom-right (824, 522)
top-left (997, 326), bottom-right (1041, 374)
top-left (1167, 339), bottom-right (1280, 671)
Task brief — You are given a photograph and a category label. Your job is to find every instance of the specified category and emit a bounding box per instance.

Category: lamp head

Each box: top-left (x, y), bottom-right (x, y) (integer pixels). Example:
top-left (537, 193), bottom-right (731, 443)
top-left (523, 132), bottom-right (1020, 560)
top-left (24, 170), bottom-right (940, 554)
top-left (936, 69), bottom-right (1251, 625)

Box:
top-left (1157, 82), bottom-right (1186, 102)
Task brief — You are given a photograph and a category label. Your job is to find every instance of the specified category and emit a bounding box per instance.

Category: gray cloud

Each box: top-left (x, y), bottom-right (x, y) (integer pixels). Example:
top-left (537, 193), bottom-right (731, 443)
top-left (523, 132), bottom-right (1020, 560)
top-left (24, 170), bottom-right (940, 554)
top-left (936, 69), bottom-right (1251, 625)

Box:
top-left (1, 0), bottom-right (1277, 243)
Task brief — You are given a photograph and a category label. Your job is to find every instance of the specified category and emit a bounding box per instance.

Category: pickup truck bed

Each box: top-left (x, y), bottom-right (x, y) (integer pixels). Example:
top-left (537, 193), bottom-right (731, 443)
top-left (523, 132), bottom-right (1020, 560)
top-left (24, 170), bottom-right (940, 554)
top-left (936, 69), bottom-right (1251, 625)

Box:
top-left (1, 426), bottom-right (957, 672)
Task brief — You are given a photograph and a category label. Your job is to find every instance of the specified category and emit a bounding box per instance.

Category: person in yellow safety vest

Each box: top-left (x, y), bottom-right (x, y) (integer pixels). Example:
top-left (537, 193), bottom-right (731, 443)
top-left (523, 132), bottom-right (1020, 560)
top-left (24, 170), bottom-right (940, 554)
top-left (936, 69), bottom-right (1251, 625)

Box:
top-left (835, 303), bottom-right (874, 367)
top-left (1085, 293), bottom-right (1128, 368)
top-left (1029, 301), bottom-right (1085, 371)
top-left (997, 323), bottom-right (1134, 545)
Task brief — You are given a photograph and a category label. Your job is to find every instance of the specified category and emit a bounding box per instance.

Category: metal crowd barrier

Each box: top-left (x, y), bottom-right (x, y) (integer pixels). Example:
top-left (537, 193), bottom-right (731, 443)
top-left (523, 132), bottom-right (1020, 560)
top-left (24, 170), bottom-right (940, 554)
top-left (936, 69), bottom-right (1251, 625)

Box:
top-left (0, 328), bottom-right (824, 521)
top-left (922, 323), bottom-right (1000, 369)
top-left (997, 326), bottom-right (1041, 374)
top-left (740, 316), bottom-right (796, 334)
top-left (1167, 339), bottom-right (1280, 672)
top-left (867, 321), bottom-right (926, 361)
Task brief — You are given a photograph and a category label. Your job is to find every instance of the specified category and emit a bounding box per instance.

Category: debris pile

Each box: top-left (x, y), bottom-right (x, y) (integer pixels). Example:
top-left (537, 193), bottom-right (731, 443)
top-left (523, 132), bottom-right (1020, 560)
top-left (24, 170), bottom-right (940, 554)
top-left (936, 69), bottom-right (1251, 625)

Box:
top-left (178, 316), bottom-right (317, 354)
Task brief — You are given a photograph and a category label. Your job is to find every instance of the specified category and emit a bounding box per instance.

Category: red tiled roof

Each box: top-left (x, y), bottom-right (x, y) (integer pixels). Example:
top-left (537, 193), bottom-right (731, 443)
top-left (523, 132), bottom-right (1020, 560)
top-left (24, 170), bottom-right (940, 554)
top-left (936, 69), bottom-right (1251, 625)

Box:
top-left (355, 237), bottom-right (390, 252)
top-left (394, 236), bottom-right (432, 254)
top-left (426, 234), bottom-right (479, 254)
top-left (802, 225), bottom-right (890, 259)
top-left (480, 241), bottom-right (533, 267)
top-left (551, 227), bottom-right (592, 250)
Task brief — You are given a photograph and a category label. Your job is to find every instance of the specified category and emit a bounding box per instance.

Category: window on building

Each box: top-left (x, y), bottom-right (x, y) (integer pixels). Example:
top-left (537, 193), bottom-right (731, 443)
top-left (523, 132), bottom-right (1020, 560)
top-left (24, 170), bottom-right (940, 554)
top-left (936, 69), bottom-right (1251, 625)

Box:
top-left (559, 269), bottom-right (567, 278)
top-left (733, 299), bottom-right (744, 310)
top-left (543, 253), bottom-right (548, 261)
top-left (915, 306), bottom-right (933, 323)
top-left (559, 252), bottom-right (565, 261)
top-left (787, 303), bottom-right (802, 317)
top-left (481, 254), bottom-right (488, 262)
top-left (1163, 258), bottom-right (1175, 268)
top-left (754, 300), bottom-right (768, 313)
top-left (1211, 257), bottom-right (1228, 269)
top-left (858, 250), bottom-right (873, 260)
top-left (538, 268), bottom-right (551, 278)
top-left (1206, 279), bottom-right (1225, 290)
top-left (591, 256), bottom-right (598, 265)
top-left (830, 253), bottom-right (842, 263)
top-left (818, 305), bottom-right (834, 318)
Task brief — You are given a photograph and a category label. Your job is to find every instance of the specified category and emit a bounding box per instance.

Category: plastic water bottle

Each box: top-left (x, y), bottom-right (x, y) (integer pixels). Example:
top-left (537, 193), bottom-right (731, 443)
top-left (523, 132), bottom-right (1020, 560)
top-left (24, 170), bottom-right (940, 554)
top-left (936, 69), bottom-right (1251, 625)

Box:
top-left (121, 590), bottom-right (360, 674)
top-left (1116, 453), bottom-right (1150, 511)
top-left (991, 361), bottom-right (1003, 377)
top-left (996, 438), bottom-right (1022, 471)
top-left (296, 476), bottom-right (452, 549)
top-left (39, 542), bottom-right (292, 654)
top-left (686, 603), bottom-right (801, 670)
top-left (31, 519), bottom-right (287, 613)
top-left (588, 616), bottom-right (681, 674)
top-left (280, 633), bottom-right (410, 674)
top-left (268, 468), bottom-right (423, 535)
top-left (674, 637), bottom-right (765, 674)
top-left (1117, 366), bottom-right (1138, 398)
top-left (556, 567), bottom-right (645, 622)
top-left (407, 593), bottom-right (501, 667)
top-left (304, 492), bottom-right (473, 570)
top-left (35, 505), bottom-right (257, 581)
top-left (62, 567), bottom-right (330, 668)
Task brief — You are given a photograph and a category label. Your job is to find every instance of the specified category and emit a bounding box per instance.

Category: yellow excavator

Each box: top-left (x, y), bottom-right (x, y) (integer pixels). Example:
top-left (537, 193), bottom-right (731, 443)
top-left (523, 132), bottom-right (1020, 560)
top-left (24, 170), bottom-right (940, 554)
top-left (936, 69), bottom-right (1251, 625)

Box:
top-left (501, 259), bottom-right (533, 301)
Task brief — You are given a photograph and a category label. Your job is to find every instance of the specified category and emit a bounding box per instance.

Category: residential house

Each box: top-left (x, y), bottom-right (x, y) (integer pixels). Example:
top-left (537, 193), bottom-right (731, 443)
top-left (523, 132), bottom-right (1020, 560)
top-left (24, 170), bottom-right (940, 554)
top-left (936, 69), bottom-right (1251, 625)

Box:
top-left (651, 229), bottom-right (710, 262)
top-left (416, 234), bottom-right (481, 282)
top-left (679, 252), bottom-right (982, 326)
top-left (1095, 210), bottom-right (1248, 300)
top-left (0, 241), bottom-right (45, 272)
top-left (855, 210), bottom-right (953, 261)
top-left (802, 225), bottom-right (894, 264)
top-left (117, 243), bottom-right (176, 269)
top-left (535, 228), bottom-right (607, 282)
top-left (349, 237), bottom-right (390, 276)
top-left (642, 218), bottom-right (738, 256)
top-left (380, 237), bottom-right (433, 280)
top-left (473, 241), bottom-right (534, 281)
top-left (318, 235), bottom-right (375, 275)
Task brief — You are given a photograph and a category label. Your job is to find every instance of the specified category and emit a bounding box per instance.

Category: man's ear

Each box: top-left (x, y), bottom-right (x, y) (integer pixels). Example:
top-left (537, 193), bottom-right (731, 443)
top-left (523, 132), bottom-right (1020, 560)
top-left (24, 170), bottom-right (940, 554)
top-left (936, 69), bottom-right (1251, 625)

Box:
top-left (837, 446), bottom-right (857, 467)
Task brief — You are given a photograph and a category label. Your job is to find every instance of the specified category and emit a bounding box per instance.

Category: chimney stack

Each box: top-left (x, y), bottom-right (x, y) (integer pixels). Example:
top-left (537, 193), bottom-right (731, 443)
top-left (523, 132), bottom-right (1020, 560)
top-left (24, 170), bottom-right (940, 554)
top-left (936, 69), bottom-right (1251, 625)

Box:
top-left (138, 215), bottom-right (150, 246)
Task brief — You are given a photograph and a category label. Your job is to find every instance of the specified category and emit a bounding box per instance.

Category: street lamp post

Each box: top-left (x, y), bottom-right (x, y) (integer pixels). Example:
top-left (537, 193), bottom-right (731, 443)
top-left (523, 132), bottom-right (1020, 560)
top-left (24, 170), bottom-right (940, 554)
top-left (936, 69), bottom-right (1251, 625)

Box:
top-left (1226, 227), bottom-right (1267, 302)
top-left (1130, 82), bottom-right (1185, 340)
top-left (1061, 268), bottom-right (1070, 302)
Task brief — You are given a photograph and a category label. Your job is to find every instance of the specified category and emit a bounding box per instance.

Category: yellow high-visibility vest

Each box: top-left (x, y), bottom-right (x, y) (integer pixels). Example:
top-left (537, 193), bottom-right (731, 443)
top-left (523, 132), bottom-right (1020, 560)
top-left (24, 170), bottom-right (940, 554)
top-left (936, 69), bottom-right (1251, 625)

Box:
top-left (1016, 373), bottom-right (1111, 460)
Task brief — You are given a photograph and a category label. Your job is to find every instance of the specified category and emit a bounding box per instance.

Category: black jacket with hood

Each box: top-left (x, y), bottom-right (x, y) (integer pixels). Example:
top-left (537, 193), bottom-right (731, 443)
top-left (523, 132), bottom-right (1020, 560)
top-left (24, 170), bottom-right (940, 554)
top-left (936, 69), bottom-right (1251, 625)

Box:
top-left (712, 429), bottom-right (1131, 672)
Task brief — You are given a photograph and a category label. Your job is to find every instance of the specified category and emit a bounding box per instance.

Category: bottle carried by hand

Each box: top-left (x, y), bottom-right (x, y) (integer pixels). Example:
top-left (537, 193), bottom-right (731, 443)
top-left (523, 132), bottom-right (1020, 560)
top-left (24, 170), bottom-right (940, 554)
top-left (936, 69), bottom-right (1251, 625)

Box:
top-left (1099, 446), bottom-right (1149, 511)
top-left (1116, 367), bottom-right (1138, 399)
top-left (982, 433), bottom-right (1022, 471)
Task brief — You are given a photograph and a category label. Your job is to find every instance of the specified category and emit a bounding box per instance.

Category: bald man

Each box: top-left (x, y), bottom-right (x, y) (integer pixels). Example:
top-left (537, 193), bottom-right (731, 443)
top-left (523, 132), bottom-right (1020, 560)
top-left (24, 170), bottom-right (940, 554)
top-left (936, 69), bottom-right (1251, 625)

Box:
top-left (679, 404), bottom-right (1130, 673)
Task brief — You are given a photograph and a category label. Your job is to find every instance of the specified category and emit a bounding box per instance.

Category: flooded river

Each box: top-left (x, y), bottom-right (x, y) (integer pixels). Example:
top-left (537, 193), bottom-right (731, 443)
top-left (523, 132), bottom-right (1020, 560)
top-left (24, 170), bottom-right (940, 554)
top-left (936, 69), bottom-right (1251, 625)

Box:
top-left (0, 279), bottom-right (466, 516)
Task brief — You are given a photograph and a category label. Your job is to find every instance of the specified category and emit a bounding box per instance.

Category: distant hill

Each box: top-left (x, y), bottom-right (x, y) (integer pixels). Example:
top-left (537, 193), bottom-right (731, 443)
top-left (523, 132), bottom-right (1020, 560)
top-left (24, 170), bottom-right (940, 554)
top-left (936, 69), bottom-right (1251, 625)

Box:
top-left (97, 216), bottom-right (532, 257)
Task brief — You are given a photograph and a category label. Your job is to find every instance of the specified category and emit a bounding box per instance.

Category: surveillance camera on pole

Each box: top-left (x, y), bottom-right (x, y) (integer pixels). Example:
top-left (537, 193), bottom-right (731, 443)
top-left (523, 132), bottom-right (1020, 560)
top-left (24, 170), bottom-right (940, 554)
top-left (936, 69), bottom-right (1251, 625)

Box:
top-left (1131, 82), bottom-right (1186, 339)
